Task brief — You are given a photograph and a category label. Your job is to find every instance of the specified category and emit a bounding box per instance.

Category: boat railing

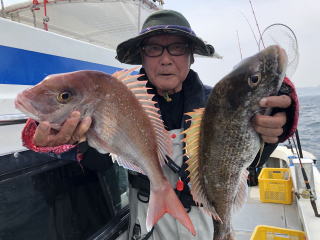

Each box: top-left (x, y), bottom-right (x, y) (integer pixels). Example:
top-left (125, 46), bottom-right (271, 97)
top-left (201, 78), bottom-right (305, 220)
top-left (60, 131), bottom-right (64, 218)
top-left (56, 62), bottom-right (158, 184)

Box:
top-left (1, 0), bottom-right (164, 16)
top-left (0, 113), bottom-right (28, 126)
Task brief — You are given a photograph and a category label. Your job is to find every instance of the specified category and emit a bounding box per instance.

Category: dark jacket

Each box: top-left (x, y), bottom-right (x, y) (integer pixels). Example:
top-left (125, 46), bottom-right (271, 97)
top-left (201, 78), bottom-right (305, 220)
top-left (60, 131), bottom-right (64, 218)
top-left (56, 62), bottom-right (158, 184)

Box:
top-left (21, 68), bottom-right (298, 190)
top-left (80, 68), bottom-right (296, 195)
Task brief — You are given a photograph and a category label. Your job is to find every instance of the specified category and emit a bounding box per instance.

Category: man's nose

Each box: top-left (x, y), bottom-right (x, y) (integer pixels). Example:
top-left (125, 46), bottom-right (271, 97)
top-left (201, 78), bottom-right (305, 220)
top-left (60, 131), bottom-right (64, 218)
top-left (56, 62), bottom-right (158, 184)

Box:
top-left (160, 48), bottom-right (173, 65)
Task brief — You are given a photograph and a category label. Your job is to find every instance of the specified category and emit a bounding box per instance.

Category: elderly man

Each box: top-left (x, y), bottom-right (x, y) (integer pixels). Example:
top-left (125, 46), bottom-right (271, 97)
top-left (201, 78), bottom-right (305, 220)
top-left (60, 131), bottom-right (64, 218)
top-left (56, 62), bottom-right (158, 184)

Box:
top-left (23, 9), bottom-right (298, 240)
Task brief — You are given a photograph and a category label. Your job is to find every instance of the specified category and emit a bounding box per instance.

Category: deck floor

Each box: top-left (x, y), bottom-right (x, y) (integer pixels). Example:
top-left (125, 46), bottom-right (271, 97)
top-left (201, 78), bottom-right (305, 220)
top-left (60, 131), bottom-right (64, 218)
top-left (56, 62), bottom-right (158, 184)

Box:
top-left (232, 186), bottom-right (302, 240)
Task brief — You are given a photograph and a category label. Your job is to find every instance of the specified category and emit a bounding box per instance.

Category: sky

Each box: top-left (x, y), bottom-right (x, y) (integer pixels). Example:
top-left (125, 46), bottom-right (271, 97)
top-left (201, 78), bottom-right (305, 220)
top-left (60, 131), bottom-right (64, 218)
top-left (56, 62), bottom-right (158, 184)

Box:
top-left (3, 0), bottom-right (320, 88)
top-left (164, 0), bottom-right (320, 88)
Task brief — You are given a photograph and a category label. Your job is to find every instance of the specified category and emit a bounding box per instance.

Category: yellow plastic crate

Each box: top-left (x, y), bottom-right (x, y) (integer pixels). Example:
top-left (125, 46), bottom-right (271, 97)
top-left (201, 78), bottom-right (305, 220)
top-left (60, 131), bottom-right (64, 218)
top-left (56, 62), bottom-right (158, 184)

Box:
top-left (250, 225), bottom-right (306, 240)
top-left (258, 168), bottom-right (293, 204)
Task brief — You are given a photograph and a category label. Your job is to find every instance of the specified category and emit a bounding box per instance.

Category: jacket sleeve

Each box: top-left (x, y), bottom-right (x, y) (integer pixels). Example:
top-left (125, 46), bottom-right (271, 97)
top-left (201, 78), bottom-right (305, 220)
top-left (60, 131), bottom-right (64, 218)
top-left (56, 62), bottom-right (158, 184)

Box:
top-left (276, 77), bottom-right (299, 142)
top-left (22, 118), bottom-right (80, 160)
top-left (22, 119), bottom-right (76, 154)
top-left (76, 141), bottom-right (113, 171)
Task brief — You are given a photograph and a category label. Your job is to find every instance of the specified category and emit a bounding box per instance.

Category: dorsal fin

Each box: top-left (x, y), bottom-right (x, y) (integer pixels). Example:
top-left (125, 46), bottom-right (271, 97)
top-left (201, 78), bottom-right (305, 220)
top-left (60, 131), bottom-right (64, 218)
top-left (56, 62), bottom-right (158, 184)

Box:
top-left (182, 108), bottom-right (222, 223)
top-left (182, 108), bottom-right (204, 157)
top-left (112, 68), bottom-right (173, 166)
top-left (111, 66), bottom-right (140, 80)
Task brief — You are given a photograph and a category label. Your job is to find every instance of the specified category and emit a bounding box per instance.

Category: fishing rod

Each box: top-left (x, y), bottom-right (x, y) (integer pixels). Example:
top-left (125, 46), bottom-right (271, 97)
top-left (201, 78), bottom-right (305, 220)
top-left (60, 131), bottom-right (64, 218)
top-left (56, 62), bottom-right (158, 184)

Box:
top-left (236, 30), bottom-right (243, 60)
top-left (295, 129), bottom-right (304, 160)
top-left (291, 130), bottom-right (320, 217)
top-left (248, 0), bottom-right (264, 49)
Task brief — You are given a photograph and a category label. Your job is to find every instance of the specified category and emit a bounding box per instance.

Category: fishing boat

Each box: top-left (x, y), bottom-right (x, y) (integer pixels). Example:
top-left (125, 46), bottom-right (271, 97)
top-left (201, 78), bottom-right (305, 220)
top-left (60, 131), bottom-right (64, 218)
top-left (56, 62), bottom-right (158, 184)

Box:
top-left (0, 1), bottom-right (161, 239)
top-left (233, 145), bottom-right (320, 240)
top-left (1, 1), bottom-right (319, 239)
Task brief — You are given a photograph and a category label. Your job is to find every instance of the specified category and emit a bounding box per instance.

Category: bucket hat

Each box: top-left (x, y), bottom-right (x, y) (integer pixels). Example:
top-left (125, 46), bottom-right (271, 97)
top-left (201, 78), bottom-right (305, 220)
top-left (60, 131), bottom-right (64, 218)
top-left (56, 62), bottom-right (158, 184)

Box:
top-left (116, 9), bottom-right (215, 65)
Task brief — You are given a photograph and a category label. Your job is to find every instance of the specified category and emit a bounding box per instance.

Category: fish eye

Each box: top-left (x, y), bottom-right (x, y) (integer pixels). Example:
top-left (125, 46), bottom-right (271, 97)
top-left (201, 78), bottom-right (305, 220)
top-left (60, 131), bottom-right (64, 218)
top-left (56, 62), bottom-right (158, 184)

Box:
top-left (57, 91), bottom-right (72, 103)
top-left (248, 73), bottom-right (261, 87)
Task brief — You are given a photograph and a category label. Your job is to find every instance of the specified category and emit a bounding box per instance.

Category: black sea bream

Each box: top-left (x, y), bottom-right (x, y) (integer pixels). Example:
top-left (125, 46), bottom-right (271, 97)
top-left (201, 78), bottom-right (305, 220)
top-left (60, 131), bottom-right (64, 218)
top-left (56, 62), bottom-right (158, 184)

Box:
top-left (184, 45), bottom-right (288, 240)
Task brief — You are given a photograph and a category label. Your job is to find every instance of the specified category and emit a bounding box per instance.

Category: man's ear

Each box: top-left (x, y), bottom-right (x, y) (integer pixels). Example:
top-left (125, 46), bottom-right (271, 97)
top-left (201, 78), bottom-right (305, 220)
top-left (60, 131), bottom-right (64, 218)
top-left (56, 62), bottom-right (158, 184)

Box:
top-left (190, 53), bottom-right (194, 65)
top-left (140, 51), bottom-right (145, 66)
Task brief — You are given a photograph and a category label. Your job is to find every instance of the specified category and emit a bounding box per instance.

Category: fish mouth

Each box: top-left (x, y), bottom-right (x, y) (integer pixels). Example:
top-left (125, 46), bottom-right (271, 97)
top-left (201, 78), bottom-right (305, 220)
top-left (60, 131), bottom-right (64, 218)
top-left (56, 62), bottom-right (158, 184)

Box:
top-left (276, 46), bottom-right (288, 76)
top-left (278, 47), bottom-right (288, 66)
top-left (256, 45), bottom-right (289, 118)
top-left (15, 95), bottom-right (63, 130)
top-left (15, 93), bottom-right (40, 121)
top-left (274, 46), bottom-right (288, 96)
top-left (274, 45), bottom-right (288, 94)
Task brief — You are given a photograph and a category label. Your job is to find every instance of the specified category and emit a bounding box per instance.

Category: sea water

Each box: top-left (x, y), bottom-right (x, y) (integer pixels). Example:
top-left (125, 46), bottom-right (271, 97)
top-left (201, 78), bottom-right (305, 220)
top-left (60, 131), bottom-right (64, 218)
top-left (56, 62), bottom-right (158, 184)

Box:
top-left (296, 89), bottom-right (320, 169)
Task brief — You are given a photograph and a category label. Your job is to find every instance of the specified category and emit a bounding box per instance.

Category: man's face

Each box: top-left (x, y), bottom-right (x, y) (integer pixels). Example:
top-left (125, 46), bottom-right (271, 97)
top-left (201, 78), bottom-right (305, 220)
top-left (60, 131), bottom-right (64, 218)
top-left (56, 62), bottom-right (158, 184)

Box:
top-left (141, 35), bottom-right (192, 95)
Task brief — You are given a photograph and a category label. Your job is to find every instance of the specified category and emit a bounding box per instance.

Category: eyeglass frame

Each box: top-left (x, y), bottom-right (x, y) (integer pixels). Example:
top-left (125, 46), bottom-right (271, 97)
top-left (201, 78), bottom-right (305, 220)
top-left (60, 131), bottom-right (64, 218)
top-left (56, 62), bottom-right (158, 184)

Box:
top-left (140, 42), bottom-right (193, 57)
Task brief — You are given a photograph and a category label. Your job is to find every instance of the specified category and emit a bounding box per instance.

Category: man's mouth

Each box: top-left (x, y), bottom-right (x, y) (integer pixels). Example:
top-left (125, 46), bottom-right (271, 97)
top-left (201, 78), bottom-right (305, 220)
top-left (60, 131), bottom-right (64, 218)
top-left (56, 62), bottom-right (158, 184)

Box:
top-left (159, 73), bottom-right (173, 76)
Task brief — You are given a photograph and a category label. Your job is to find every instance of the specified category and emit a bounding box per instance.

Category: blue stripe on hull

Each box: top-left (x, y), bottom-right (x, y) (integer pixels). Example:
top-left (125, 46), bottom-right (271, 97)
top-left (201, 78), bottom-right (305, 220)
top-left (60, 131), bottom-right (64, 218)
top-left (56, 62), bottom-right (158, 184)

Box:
top-left (0, 45), bottom-right (121, 85)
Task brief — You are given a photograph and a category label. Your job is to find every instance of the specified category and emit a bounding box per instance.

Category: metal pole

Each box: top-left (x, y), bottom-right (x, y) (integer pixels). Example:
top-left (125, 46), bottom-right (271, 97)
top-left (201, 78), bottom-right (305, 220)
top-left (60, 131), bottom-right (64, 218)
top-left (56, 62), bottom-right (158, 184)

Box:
top-left (137, 0), bottom-right (142, 33)
top-left (32, 9), bottom-right (37, 27)
top-left (43, 0), bottom-right (49, 31)
top-left (1, 0), bottom-right (5, 18)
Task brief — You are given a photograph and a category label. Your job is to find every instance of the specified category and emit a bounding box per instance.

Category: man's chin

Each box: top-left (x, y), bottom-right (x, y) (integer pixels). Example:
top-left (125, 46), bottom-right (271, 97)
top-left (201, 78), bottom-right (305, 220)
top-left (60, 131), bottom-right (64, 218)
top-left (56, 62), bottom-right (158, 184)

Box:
top-left (157, 86), bottom-right (182, 95)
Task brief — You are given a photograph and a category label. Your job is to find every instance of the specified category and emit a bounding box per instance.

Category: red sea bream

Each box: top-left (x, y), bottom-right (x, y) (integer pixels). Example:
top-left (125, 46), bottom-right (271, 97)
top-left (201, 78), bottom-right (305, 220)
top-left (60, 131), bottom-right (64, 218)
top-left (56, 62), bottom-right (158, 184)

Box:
top-left (15, 68), bottom-right (196, 235)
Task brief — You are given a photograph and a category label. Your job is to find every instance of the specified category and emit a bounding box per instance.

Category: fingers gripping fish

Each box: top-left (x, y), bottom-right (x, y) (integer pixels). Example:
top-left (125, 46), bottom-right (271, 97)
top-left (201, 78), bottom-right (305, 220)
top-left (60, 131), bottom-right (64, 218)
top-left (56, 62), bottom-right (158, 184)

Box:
top-left (15, 68), bottom-right (196, 235)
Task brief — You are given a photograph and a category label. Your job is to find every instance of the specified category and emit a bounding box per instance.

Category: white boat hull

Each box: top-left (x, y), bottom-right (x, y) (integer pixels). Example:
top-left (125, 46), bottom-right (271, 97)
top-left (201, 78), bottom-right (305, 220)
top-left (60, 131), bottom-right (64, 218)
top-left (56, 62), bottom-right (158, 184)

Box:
top-left (0, 17), bottom-right (133, 155)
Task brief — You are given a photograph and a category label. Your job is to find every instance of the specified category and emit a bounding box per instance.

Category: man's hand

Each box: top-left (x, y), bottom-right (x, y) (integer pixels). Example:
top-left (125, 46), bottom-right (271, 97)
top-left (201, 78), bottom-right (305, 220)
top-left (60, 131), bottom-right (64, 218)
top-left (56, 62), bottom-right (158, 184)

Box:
top-left (33, 111), bottom-right (92, 147)
top-left (253, 95), bottom-right (292, 144)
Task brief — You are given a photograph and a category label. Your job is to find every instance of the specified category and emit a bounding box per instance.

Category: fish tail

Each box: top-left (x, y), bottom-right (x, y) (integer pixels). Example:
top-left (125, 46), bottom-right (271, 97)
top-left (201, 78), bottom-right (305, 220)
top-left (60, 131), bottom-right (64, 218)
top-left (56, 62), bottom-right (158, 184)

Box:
top-left (213, 235), bottom-right (235, 240)
top-left (213, 220), bottom-right (234, 240)
top-left (146, 181), bottom-right (196, 236)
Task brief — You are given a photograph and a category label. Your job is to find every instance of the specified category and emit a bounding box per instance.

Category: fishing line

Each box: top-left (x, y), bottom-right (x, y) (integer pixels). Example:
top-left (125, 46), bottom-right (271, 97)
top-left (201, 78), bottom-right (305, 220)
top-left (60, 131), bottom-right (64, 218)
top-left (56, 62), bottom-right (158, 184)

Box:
top-left (246, 2), bottom-right (299, 77)
top-left (248, 0), bottom-right (265, 49)
top-left (236, 30), bottom-right (243, 60)
top-left (239, 11), bottom-right (259, 50)
top-left (287, 138), bottom-right (296, 156)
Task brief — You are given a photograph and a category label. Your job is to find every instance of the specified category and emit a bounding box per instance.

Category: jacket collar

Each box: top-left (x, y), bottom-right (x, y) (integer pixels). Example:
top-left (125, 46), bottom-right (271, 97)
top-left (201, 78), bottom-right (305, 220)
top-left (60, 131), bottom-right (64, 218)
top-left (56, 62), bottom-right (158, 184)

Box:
top-left (139, 68), bottom-right (211, 129)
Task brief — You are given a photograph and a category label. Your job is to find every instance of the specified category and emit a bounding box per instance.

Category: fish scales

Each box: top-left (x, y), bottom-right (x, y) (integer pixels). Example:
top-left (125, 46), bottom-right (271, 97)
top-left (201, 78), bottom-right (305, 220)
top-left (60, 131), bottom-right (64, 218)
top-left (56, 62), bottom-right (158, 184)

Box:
top-left (200, 100), bottom-right (260, 240)
top-left (184, 45), bottom-right (288, 240)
